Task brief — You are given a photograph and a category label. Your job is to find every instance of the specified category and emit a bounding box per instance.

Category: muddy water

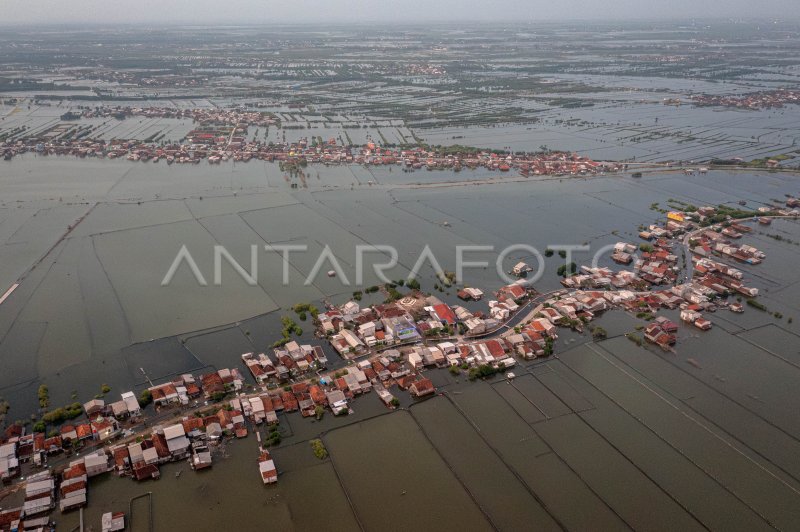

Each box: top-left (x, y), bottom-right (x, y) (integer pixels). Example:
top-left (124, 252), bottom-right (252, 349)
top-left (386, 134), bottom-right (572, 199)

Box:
top-left (324, 410), bottom-right (493, 532)
top-left (2, 159), bottom-right (800, 530)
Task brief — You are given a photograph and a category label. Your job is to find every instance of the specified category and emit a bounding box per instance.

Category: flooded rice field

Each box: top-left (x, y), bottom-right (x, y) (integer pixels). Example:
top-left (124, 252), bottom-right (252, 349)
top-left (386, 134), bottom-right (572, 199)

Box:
top-left (50, 303), bottom-right (800, 530)
top-left (1, 157), bottom-right (800, 530)
top-left (2, 158), bottom-right (800, 414)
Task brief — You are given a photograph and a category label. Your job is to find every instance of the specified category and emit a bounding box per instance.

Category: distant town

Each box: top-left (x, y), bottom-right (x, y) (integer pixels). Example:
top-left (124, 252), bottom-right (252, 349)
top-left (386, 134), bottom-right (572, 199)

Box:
top-left (0, 105), bottom-right (621, 177)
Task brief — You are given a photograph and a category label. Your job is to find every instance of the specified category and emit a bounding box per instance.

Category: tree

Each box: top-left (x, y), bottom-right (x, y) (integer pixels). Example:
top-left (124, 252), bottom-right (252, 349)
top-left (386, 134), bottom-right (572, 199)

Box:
top-left (38, 384), bottom-right (49, 409)
top-left (314, 405), bottom-right (325, 420)
top-left (211, 391), bottom-right (226, 402)
top-left (138, 389), bottom-right (153, 408)
top-left (310, 439), bottom-right (328, 459)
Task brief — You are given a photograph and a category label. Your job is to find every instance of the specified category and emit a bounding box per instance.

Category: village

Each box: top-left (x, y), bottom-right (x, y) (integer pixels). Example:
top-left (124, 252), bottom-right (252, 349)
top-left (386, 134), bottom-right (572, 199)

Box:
top-left (1, 189), bottom-right (798, 530)
top-left (0, 105), bottom-right (621, 177)
top-left (690, 89), bottom-right (800, 110)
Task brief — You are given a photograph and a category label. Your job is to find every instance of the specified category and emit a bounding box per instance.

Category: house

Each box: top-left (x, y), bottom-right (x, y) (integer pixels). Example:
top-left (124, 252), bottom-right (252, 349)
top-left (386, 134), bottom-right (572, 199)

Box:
top-left (694, 317), bottom-right (712, 330)
top-left (498, 283), bottom-right (527, 301)
top-left (162, 424), bottom-right (190, 457)
top-left (0, 442), bottom-right (19, 481)
top-left (60, 424), bottom-right (78, 442)
top-left (653, 316), bottom-right (678, 333)
top-left (309, 385), bottom-right (327, 406)
top-left (102, 512), bottom-right (126, 532)
top-left (59, 476), bottom-right (86, 512)
top-left (83, 451), bottom-right (111, 477)
top-left (132, 463), bottom-right (160, 481)
top-left (149, 383), bottom-right (179, 406)
top-left (358, 321), bottom-right (376, 339)
top-left (109, 400), bottom-right (129, 419)
top-left (458, 287), bottom-right (484, 301)
top-left (181, 417), bottom-right (205, 437)
top-left (142, 447), bottom-right (159, 466)
top-left (91, 417), bottom-right (120, 441)
top-left (464, 317), bottom-right (486, 335)
top-left (83, 399), bottom-right (105, 416)
top-left (325, 390), bottom-right (348, 414)
top-left (382, 316), bottom-right (420, 342)
top-left (207, 421), bottom-right (224, 439)
top-left (112, 446), bottom-right (130, 474)
top-left (407, 350), bottom-right (423, 369)
top-left (430, 303), bottom-right (457, 326)
top-left (332, 329), bottom-right (366, 356)
top-left (121, 391), bottom-right (142, 417)
top-left (201, 372), bottom-right (226, 397)
top-left (512, 261), bottom-right (532, 276)
top-left (644, 323), bottom-right (675, 348)
top-left (191, 442), bottom-right (213, 470)
top-left (76, 423), bottom-right (94, 442)
top-left (249, 396), bottom-right (266, 423)
top-left (258, 450), bottom-right (278, 484)
top-left (409, 378), bottom-right (435, 398)
top-left (530, 318), bottom-right (557, 338)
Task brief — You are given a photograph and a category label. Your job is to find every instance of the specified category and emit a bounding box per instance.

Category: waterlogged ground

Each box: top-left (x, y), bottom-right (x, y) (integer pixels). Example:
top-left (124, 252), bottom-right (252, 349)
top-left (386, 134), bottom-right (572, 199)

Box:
top-left (1, 158), bottom-right (800, 419)
top-left (52, 305), bottom-right (800, 530)
top-left (1, 158), bottom-right (800, 530)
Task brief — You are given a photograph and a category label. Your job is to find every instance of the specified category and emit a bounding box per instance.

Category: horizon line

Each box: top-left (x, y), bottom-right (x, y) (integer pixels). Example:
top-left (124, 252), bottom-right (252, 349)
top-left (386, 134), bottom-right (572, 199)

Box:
top-left (1, 16), bottom-right (798, 29)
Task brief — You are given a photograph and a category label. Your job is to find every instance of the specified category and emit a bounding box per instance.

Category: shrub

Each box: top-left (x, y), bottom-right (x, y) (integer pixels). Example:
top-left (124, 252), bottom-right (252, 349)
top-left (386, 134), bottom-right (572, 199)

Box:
top-left (38, 385), bottom-right (49, 409)
top-left (139, 389), bottom-right (153, 408)
top-left (310, 439), bottom-right (328, 459)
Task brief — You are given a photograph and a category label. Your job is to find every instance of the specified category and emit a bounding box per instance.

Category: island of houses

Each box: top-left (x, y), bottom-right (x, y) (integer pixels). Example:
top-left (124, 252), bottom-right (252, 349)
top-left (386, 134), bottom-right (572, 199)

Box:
top-left (0, 105), bottom-right (621, 178)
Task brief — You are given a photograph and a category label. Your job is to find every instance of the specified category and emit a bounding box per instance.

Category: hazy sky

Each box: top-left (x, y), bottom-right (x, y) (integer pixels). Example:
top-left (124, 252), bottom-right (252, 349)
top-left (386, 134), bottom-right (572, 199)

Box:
top-left (2, 0), bottom-right (797, 25)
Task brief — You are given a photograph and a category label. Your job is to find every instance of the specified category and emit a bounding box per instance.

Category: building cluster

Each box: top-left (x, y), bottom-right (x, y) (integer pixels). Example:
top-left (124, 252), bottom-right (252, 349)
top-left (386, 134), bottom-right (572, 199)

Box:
top-left (75, 105), bottom-right (280, 128)
top-left (1, 106), bottom-right (620, 176)
top-left (0, 366), bottom-right (278, 529)
top-left (242, 342), bottom-right (328, 384)
top-left (0, 450), bottom-right (125, 530)
top-left (692, 230), bottom-right (766, 265)
top-left (561, 200), bottom-right (781, 350)
top-left (319, 285), bottom-right (532, 360)
top-left (0, 367), bottom-right (243, 481)
top-left (1, 136), bottom-right (616, 177)
top-left (691, 89), bottom-right (800, 110)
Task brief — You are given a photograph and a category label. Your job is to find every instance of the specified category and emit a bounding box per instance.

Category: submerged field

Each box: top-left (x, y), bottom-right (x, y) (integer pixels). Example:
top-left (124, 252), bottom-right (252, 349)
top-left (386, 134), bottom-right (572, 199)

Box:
top-left (1, 158), bottom-right (800, 420)
top-left (0, 159), bottom-right (799, 530)
top-left (45, 299), bottom-right (800, 530)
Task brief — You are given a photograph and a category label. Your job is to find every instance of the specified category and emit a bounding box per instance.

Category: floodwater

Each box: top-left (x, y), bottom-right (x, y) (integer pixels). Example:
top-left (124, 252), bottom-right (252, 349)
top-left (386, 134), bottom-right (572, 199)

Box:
top-left (1, 158), bottom-right (800, 530)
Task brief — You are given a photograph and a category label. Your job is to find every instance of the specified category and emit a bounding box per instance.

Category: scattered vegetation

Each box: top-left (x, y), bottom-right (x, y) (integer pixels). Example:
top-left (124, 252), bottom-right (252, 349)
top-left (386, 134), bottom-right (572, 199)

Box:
top-left (557, 262), bottom-right (577, 277)
top-left (310, 438), bottom-right (328, 459)
top-left (626, 333), bottom-right (643, 346)
top-left (138, 389), bottom-right (153, 408)
top-left (38, 385), bottom-right (49, 409)
top-left (264, 425), bottom-right (282, 447)
top-left (273, 316), bottom-right (303, 347)
top-left (468, 364), bottom-right (498, 381)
